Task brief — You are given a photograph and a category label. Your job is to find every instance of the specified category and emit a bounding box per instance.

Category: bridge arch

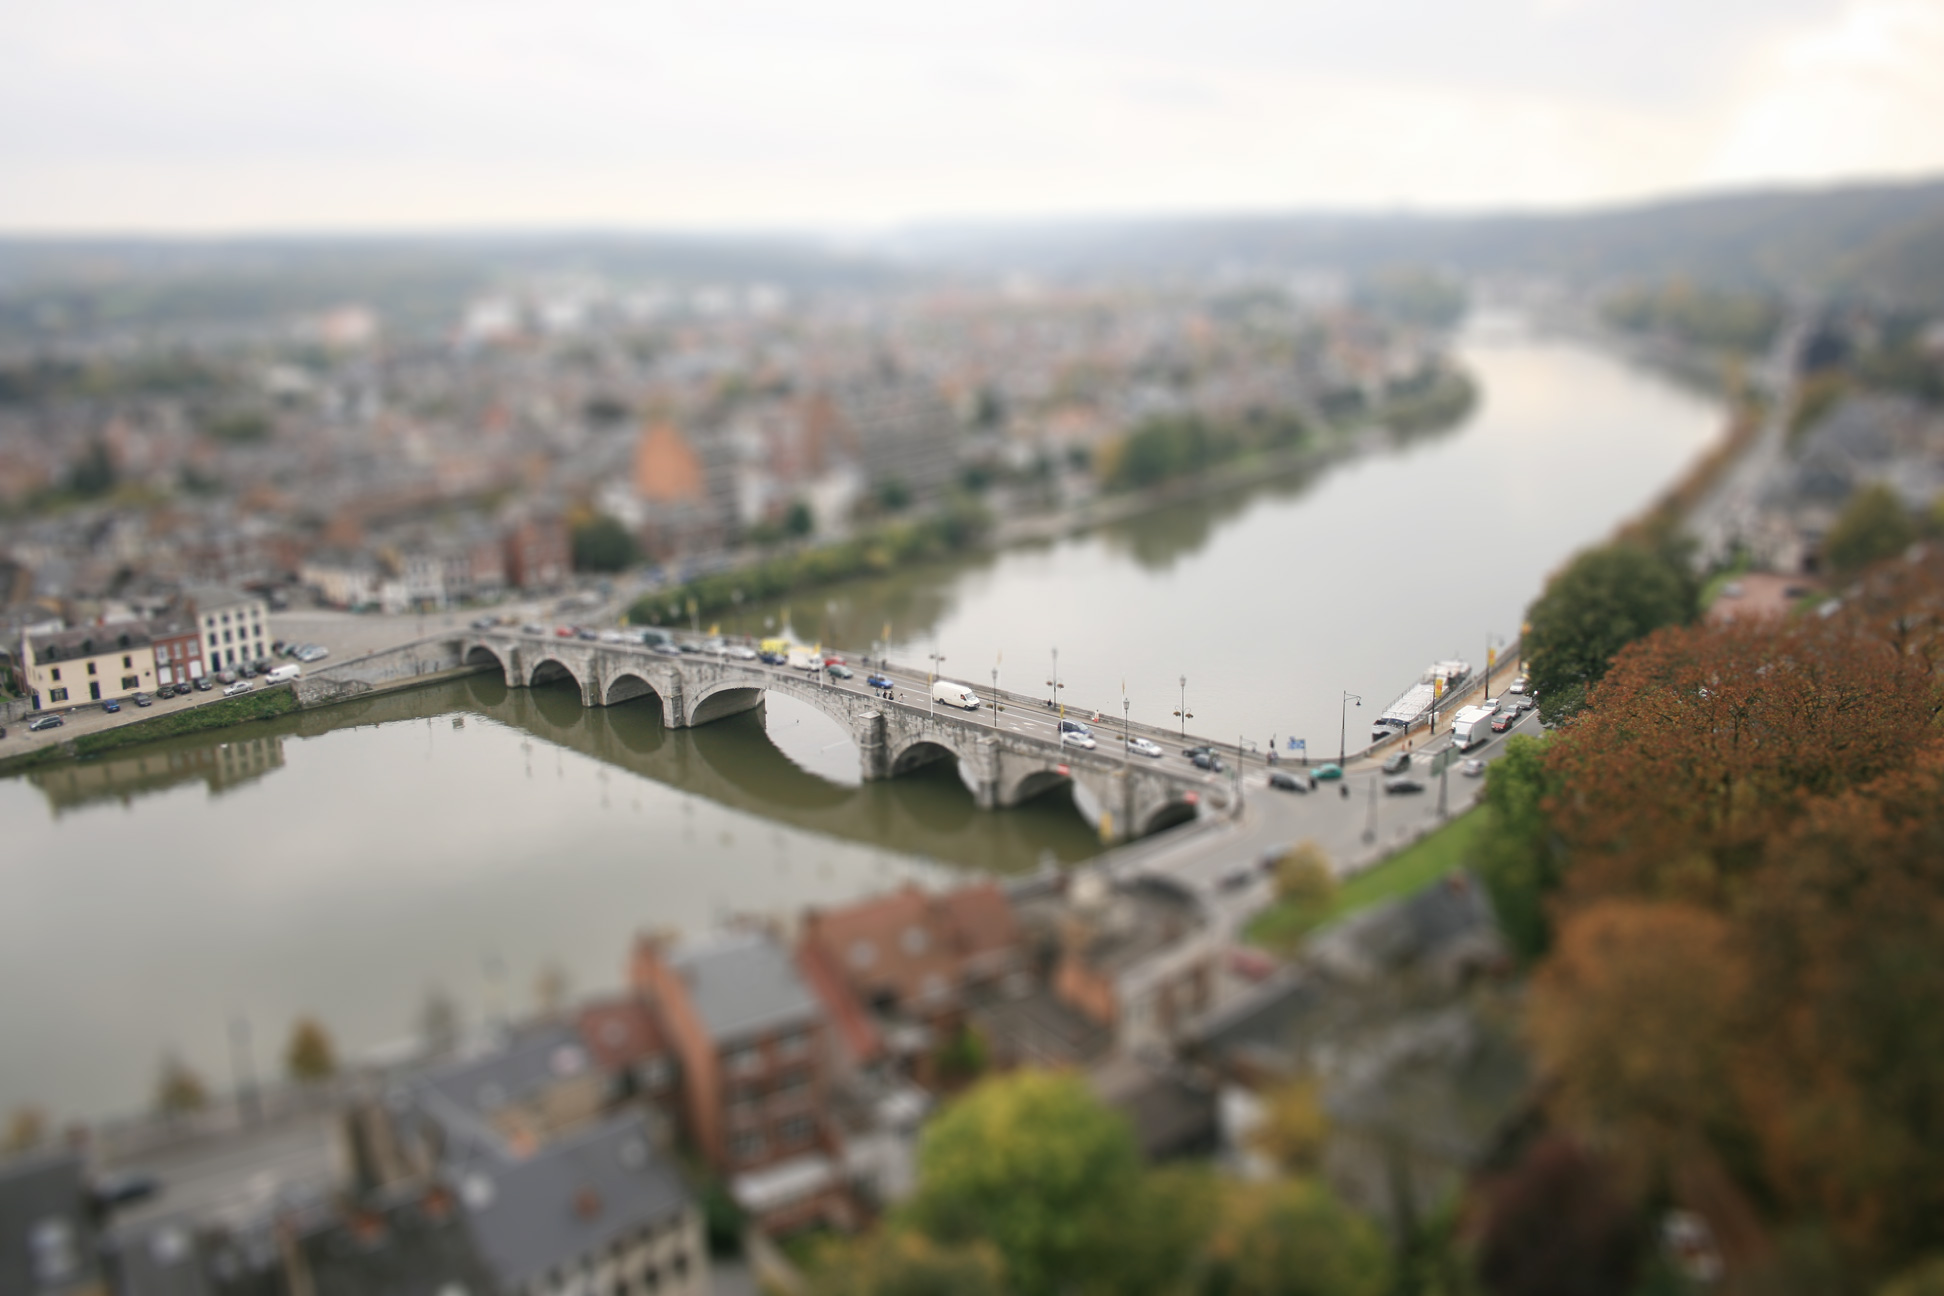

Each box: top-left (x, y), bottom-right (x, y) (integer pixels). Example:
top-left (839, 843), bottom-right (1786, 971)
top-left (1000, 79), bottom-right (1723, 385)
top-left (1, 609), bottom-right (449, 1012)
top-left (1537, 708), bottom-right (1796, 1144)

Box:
top-left (528, 656), bottom-right (581, 690)
top-left (890, 738), bottom-right (964, 777)
top-left (464, 643), bottom-right (505, 672)
top-left (1007, 765), bottom-right (1073, 805)
top-left (685, 679), bottom-right (768, 727)
top-left (604, 672), bottom-right (664, 706)
top-left (1140, 795), bottom-right (1201, 837)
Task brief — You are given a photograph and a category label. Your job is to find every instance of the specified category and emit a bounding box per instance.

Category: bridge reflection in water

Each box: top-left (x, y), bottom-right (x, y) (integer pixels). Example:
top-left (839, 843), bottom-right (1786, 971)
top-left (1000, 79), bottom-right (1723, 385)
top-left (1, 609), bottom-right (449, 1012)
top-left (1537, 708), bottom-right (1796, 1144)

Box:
top-left (27, 673), bottom-right (1107, 872)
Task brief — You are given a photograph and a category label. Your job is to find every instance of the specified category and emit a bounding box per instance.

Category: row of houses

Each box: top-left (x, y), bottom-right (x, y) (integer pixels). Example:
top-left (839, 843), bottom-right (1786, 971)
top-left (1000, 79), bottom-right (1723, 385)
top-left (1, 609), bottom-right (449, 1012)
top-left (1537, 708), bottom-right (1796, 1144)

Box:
top-left (18, 586), bottom-right (271, 710)
top-left (299, 515), bottom-right (571, 613)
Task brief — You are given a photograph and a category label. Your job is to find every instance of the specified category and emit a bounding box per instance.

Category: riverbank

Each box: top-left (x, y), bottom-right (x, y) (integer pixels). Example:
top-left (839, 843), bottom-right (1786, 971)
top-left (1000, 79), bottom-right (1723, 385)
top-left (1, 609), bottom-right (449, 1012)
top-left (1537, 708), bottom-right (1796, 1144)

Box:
top-left (0, 686), bottom-right (300, 776)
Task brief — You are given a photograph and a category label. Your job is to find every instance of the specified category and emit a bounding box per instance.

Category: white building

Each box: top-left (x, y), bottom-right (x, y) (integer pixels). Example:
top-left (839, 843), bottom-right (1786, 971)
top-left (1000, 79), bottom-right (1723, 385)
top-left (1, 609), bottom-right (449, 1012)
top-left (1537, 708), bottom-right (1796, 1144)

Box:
top-left (186, 585), bottom-right (271, 671)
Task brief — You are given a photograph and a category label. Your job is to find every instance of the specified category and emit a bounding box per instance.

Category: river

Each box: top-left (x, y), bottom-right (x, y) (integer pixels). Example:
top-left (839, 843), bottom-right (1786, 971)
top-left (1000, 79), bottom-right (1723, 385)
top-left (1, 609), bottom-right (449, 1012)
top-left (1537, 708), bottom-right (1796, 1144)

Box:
top-left (0, 316), bottom-right (1722, 1121)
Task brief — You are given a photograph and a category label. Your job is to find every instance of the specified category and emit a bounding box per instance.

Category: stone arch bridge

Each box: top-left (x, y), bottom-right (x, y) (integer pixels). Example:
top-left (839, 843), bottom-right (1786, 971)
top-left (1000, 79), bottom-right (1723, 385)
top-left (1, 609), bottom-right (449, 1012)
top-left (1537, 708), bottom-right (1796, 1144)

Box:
top-left (460, 631), bottom-right (1218, 843)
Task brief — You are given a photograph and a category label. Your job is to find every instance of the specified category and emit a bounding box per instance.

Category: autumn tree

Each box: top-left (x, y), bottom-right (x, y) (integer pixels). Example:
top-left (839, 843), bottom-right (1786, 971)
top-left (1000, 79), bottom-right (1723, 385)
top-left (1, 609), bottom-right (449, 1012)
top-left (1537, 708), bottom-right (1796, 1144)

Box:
top-left (155, 1054), bottom-right (209, 1117)
top-left (1471, 1136), bottom-right (1645, 1296)
top-left (904, 1070), bottom-right (1144, 1296)
top-left (1248, 1077), bottom-right (1330, 1175)
top-left (284, 1017), bottom-right (337, 1082)
top-left (808, 1233), bottom-right (1007, 1296)
top-left (1523, 541), bottom-right (1694, 723)
top-left (1203, 1179), bottom-right (1391, 1296)
top-left (1469, 733), bottom-right (1562, 960)
top-left (1825, 482), bottom-right (1915, 575)
top-left (1273, 840), bottom-right (1338, 911)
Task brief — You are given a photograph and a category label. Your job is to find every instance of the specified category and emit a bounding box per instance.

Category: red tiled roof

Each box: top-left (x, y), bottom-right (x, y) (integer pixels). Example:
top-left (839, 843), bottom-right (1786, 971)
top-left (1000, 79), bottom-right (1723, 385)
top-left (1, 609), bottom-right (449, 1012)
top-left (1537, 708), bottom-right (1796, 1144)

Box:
top-left (795, 941), bottom-right (884, 1063)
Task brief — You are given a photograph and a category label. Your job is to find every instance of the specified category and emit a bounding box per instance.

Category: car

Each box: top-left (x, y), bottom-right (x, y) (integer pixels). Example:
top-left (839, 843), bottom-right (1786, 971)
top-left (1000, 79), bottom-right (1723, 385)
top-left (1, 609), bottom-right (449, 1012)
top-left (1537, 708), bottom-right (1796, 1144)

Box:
top-left (93, 1170), bottom-right (161, 1210)
top-left (193, 676), bottom-right (214, 691)
top-left (28, 714), bottom-right (64, 732)
top-left (522, 623), bottom-right (546, 635)
top-left (237, 664), bottom-right (255, 679)
top-left (823, 655), bottom-right (845, 667)
top-left (866, 673), bottom-right (893, 689)
top-left (600, 629), bottom-right (630, 644)
top-left (1500, 695), bottom-right (1533, 714)
top-left (1491, 712), bottom-right (1515, 733)
top-left (729, 645), bottom-right (759, 661)
top-left (677, 642), bottom-right (701, 654)
top-left (155, 685), bottom-right (173, 700)
top-left (555, 626), bottom-right (576, 638)
top-left (1312, 763), bottom-right (1344, 780)
top-left (254, 658), bottom-right (273, 673)
top-left (302, 646), bottom-right (330, 663)
top-left (1125, 736), bottom-right (1164, 758)
top-left (132, 692), bottom-right (153, 707)
top-left (1461, 758), bottom-right (1487, 778)
top-left (1384, 777), bottom-right (1426, 795)
top-left (224, 680), bottom-right (254, 697)
top-left (271, 639), bottom-right (286, 654)
top-left (216, 669), bottom-right (237, 684)
top-left (1267, 769), bottom-right (1309, 793)
top-left (1182, 744), bottom-right (1213, 759)
top-left (826, 663), bottom-right (854, 679)
top-left (1190, 750), bottom-right (1225, 772)
top-left (103, 699), bottom-right (122, 713)
top-left (1061, 730), bottom-right (1098, 750)
top-left (576, 629), bottom-right (600, 642)
top-left (472, 616), bottom-right (500, 630)
top-left (652, 642), bottom-right (684, 657)
top-left (1508, 676), bottom-right (1528, 695)
top-left (1481, 697), bottom-right (1501, 714)
top-left (1381, 751), bottom-right (1411, 775)
top-left (758, 650), bottom-right (786, 665)
top-left (1059, 719), bottom-right (1093, 737)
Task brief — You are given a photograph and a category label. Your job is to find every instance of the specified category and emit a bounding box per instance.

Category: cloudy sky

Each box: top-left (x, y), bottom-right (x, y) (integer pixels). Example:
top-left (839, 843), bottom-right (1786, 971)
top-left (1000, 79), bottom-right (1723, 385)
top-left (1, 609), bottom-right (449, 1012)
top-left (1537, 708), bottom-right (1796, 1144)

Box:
top-left (6, 0), bottom-right (1943, 232)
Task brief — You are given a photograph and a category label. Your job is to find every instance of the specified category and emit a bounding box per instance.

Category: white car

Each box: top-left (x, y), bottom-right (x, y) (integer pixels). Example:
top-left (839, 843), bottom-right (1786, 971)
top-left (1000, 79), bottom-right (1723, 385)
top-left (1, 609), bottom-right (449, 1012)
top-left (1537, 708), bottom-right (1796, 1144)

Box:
top-left (599, 629), bottom-right (630, 644)
top-left (728, 646), bottom-right (758, 661)
top-left (1460, 758), bottom-right (1487, 778)
top-left (224, 680), bottom-right (255, 697)
top-left (1480, 697), bottom-right (1501, 714)
top-left (1125, 736), bottom-right (1164, 758)
top-left (1508, 676), bottom-right (1528, 695)
top-left (1060, 730), bottom-right (1097, 751)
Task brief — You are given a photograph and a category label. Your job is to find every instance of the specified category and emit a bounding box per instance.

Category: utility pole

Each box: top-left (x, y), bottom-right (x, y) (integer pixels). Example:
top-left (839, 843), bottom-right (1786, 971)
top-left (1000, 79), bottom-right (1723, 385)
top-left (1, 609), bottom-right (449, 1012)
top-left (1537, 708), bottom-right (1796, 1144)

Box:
top-left (228, 1015), bottom-right (260, 1127)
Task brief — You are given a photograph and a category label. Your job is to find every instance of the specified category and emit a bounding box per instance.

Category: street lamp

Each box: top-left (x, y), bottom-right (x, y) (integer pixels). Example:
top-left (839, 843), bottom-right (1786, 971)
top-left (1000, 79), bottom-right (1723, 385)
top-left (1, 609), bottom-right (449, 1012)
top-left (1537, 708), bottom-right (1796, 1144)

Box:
top-left (1340, 691), bottom-right (1362, 768)
top-left (929, 646), bottom-right (946, 717)
top-left (1123, 693), bottom-right (1132, 770)
top-left (1047, 647), bottom-right (1063, 710)
top-left (992, 664), bottom-right (1001, 726)
top-left (1174, 675), bottom-right (1193, 737)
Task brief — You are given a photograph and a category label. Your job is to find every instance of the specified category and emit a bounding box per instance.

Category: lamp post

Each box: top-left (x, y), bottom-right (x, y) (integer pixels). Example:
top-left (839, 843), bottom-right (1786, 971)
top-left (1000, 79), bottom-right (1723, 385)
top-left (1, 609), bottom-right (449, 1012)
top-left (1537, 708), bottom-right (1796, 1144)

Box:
top-left (1174, 675), bottom-right (1193, 737)
top-left (929, 647), bottom-right (946, 717)
top-left (228, 1015), bottom-right (260, 1126)
top-left (1123, 694), bottom-right (1132, 771)
top-left (1340, 691), bottom-right (1362, 768)
top-left (1047, 647), bottom-right (1062, 710)
top-left (992, 664), bottom-right (1001, 727)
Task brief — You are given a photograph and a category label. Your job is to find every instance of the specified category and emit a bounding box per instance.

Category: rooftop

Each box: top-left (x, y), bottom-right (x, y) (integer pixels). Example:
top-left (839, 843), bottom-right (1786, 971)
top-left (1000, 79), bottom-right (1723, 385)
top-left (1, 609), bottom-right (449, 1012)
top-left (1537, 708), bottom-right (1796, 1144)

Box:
top-left (25, 621), bottom-right (154, 665)
top-left (670, 929), bottom-right (821, 1044)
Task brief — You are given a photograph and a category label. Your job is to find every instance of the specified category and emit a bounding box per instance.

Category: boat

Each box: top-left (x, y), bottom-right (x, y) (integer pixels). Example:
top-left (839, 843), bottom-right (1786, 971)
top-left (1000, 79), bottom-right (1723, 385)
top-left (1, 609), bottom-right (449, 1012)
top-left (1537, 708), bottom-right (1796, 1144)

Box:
top-left (1370, 660), bottom-right (1470, 742)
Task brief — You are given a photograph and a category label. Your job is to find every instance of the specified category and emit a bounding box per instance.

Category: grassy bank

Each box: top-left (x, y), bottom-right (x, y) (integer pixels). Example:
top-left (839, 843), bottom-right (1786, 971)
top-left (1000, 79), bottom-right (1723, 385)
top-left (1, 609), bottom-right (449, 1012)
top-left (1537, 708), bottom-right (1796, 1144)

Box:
top-left (1247, 809), bottom-right (1491, 953)
top-left (0, 686), bottom-right (300, 776)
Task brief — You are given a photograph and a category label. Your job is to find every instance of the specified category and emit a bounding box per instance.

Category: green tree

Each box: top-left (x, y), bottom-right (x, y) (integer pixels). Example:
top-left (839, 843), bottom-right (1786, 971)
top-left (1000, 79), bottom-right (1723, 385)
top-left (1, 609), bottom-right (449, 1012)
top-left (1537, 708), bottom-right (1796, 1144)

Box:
top-left (284, 1017), bottom-right (337, 1082)
top-left (203, 410), bottom-right (272, 444)
top-left (1524, 542), bottom-right (1694, 724)
top-left (876, 478), bottom-right (912, 512)
top-left (66, 441), bottom-right (117, 498)
top-left (1248, 1078), bottom-right (1330, 1175)
top-left (1206, 1179), bottom-right (1391, 1296)
top-left (1469, 734), bottom-right (1563, 960)
top-left (571, 514), bottom-right (639, 572)
top-left (1825, 482), bottom-right (1915, 575)
top-left (905, 1070), bottom-right (1143, 1296)
top-left (784, 499), bottom-right (815, 539)
top-left (809, 1233), bottom-right (1006, 1296)
top-left (155, 1054), bottom-right (209, 1117)
top-left (1273, 841), bottom-right (1337, 912)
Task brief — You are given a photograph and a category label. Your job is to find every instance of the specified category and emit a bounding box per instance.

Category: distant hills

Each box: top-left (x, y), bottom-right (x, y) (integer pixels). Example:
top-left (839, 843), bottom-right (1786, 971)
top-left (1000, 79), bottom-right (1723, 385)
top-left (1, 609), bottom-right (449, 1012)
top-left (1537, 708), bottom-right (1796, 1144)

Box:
top-left (1, 176), bottom-right (1941, 347)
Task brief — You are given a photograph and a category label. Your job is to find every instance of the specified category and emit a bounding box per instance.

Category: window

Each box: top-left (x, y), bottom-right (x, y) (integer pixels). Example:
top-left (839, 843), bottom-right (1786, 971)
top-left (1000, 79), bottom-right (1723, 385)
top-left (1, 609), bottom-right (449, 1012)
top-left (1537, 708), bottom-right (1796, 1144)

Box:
top-left (729, 1130), bottom-right (765, 1163)
top-left (122, 655), bottom-right (132, 668)
top-left (122, 676), bottom-right (138, 690)
top-left (777, 1031), bottom-right (811, 1060)
top-left (50, 667), bottom-right (60, 681)
top-left (727, 1047), bottom-right (763, 1077)
top-left (779, 1116), bottom-right (815, 1147)
top-left (49, 688), bottom-right (67, 702)
top-left (223, 630), bottom-right (232, 644)
top-left (87, 661), bottom-right (97, 675)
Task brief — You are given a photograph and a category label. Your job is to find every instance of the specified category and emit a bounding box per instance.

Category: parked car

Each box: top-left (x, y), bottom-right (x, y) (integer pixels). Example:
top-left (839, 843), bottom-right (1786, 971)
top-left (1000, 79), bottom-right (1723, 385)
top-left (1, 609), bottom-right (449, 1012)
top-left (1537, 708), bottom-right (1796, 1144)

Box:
top-left (28, 714), bottom-right (64, 732)
top-left (131, 692), bottom-right (153, 707)
top-left (1382, 751), bottom-right (1411, 775)
top-left (729, 645), bottom-right (758, 661)
top-left (1461, 758), bottom-right (1487, 778)
top-left (652, 642), bottom-right (684, 657)
top-left (216, 670), bottom-right (237, 685)
top-left (154, 685), bottom-right (173, 700)
top-left (522, 623), bottom-right (546, 635)
top-left (1182, 744), bottom-right (1213, 759)
top-left (1126, 736), bottom-right (1164, 758)
top-left (1190, 750), bottom-right (1225, 772)
top-left (576, 629), bottom-right (599, 642)
top-left (600, 629), bottom-right (629, 644)
top-left (1480, 697), bottom-right (1501, 714)
top-left (1491, 712), bottom-right (1516, 733)
top-left (472, 616), bottom-right (499, 630)
top-left (271, 639), bottom-right (286, 654)
top-left (1312, 763), bottom-right (1344, 780)
top-left (237, 664), bottom-right (255, 679)
top-left (677, 642), bottom-right (702, 654)
top-left (1061, 729), bottom-right (1098, 750)
top-left (1508, 677), bottom-right (1527, 695)
top-left (224, 680), bottom-right (254, 697)
top-left (298, 646), bottom-right (330, 663)
top-left (193, 676), bottom-right (214, 691)
top-left (555, 626), bottom-right (576, 638)
top-left (103, 699), bottom-right (122, 713)
top-left (1384, 777), bottom-right (1426, 795)
top-left (1267, 769), bottom-right (1311, 793)
top-left (866, 673), bottom-right (893, 689)
top-left (826, 663), bottom-right (854, 679)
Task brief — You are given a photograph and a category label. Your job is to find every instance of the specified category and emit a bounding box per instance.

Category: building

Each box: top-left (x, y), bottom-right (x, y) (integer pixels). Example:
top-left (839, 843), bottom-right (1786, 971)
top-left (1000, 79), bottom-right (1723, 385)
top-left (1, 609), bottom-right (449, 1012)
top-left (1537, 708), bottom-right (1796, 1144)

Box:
top-left (21, 623), bottom-right (158, 709)
top-left (1043, 872), bottom-right (1222, 1056)
top-left (504, 516), bottom-right (571, 591)
top-left (184, 585), bottom-right (270, 672)
top-left (147, 617), bottom-right (208, 688)
top-left (800, 883), bottom-right (1023, 1025)
top-left (631, 929), bottom-right (851, 1233)
top-left (0, 1147), bottom-right (106, 1296)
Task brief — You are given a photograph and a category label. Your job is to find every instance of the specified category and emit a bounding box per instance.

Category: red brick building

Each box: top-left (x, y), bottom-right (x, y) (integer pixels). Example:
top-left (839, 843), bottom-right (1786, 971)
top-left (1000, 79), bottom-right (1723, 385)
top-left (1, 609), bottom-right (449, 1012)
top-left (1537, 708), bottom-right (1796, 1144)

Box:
top-left (504, 516), bottom-right (570, 590)
top-left (798, 882), bottom-right (1024, 1024)
top-left (147, 617), bottom-right (207, 687)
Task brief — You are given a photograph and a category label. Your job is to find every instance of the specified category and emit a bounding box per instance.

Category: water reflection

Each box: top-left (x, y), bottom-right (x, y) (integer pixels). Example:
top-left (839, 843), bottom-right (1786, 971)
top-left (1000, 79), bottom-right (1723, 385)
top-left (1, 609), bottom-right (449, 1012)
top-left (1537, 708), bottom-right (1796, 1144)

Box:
top-left (29, 734), bottom-right (287, 816)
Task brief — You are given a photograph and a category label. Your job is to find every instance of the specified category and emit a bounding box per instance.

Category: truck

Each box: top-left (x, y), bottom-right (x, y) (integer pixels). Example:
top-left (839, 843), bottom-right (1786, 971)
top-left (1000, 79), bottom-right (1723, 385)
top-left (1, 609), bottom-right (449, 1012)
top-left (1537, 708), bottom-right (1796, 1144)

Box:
top-left (931, 679), bottom-right (982, 710)
top-left (264, 664), bottom-right (302, 685)
top-left (1449, 705), bottom-right (1495, 750)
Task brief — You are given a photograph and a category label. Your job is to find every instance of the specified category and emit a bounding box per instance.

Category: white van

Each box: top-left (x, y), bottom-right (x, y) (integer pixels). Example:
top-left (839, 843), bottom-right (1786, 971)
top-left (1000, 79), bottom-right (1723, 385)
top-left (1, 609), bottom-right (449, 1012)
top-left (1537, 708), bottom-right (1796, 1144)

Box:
top-left (265, 664), bottom-right (301, 685)
top-left (931, 679), bottom-right (981, 710)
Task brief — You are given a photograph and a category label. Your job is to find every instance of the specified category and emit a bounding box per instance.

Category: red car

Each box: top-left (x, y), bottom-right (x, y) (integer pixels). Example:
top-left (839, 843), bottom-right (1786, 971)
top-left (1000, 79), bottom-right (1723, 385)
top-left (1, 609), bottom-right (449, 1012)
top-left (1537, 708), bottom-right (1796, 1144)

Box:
top-left (1491, 712), bottom-right (1515, 733)
top-left (555, 626), bottom-right (576, 638)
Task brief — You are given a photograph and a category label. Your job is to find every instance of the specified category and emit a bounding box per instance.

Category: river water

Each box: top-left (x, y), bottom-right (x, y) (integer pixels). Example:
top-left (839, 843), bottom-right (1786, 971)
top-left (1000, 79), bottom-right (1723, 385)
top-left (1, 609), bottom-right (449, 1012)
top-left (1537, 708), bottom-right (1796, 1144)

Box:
top-left (0, 317), bottom-right (1721, 1121)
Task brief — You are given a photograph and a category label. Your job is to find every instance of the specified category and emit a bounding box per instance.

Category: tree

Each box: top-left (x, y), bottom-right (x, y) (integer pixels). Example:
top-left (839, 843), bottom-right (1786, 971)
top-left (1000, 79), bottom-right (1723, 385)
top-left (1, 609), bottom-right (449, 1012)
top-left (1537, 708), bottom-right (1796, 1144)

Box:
top-left (155, 1054), bottom-right (209, 1117)
top-left (1825, 482), bottom-right (1915, 575)
top-left (809, 1233), bottom-right (1006, 1296)
top-left (1471, 1136), bottom-right (1645, 1296)
top-left (65, 441), bottom-right (117, 498)
top-left (1204, 1179), bottom-right (1391, 1296)
top-left (1248, 1077), bottom-right (1330, 1175)
top-left (905, 1070), bottom-right (1144, 1296)
top-left (1273, 841), bottom-right (1337, 912)
top-left (784, 499), bottom-right (815, 539)
top-left (284, 1017), bottom-right (337, 1082)
top-left (876, 478), bottom-right (912, 512)
top-left (1469, 734), bottom-right (1563, 960)
top-left (1524, 542), bottom-right (1694, 724)
top-left (3, 1106), bottom-right (48, 1154)
top-left (571, 514), bottom-right (638, 573)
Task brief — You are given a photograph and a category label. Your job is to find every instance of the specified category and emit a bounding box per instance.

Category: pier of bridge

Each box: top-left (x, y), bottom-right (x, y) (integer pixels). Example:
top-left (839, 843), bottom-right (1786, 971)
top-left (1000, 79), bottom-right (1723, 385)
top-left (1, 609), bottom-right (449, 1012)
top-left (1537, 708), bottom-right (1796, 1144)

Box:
top-left (459, 631), bottom-right (1218, 843)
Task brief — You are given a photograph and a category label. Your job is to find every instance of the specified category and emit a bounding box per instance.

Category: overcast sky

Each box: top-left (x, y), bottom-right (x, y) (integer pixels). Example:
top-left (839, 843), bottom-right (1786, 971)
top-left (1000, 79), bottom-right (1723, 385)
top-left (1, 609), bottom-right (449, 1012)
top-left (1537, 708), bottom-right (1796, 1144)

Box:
top-left (6, 0), bottom-right (1943, 233)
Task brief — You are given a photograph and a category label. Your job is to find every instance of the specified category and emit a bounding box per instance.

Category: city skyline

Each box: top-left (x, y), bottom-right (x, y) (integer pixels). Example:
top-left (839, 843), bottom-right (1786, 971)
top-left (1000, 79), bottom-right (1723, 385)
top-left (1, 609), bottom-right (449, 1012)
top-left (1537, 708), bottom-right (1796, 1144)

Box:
top-left (5, 0), bottom-right (1943, 233)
